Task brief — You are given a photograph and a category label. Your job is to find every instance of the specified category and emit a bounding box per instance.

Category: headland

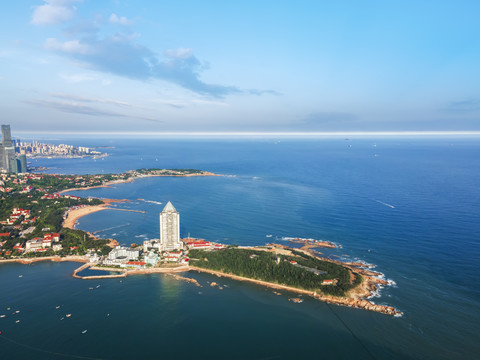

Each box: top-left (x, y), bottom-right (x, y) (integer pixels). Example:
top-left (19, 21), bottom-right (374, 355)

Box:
top-left (0, 168), bottom-right (401, 317)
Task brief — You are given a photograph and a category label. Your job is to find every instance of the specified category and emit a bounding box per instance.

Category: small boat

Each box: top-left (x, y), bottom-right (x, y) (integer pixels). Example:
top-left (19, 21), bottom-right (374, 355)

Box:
top-left (7, 308), bottom-right (10, 311)
top-left (0, 315), bottom-right (5, 318)
top-left (106, 314), bottom-right (110, 317)
top-left (15, 310), bottom-right (20, 314)
top-left (60, 317), bottom-right (64, 320)
top-left (18, 275), bottom-right (23, 278)
top-left (82, 330), bottom-right (87, 334)
top-left (89, 287), bottom-right (93, 290)
top-left (15, 320), bottom-right (20, 323)
top-left (266, 235), bottom-right (273, 238)
top-left (56, 306), bottom-right (60, 309)
top-left (66, 314), bottom-right (72, 318)
top-left (96, 285), bottom-right (100, 288)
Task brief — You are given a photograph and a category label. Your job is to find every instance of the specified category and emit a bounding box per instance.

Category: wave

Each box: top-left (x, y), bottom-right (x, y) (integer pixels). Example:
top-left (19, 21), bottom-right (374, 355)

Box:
top-left (387, 279), bottom-right (397, 287)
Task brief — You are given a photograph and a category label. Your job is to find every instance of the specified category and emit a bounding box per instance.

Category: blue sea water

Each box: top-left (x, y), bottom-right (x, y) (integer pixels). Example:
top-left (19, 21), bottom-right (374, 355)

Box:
top-left (1, 137), bottom-right (480, 359)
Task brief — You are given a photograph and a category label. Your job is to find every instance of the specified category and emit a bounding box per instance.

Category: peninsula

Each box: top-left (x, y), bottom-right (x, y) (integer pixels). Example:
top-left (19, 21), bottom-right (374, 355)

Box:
top-left (0, 169), bottom-right (401, 317)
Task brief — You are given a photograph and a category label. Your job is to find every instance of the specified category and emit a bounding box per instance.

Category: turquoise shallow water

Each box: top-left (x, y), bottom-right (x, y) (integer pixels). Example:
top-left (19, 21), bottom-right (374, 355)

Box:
top-left (1, 138), bottom-right (480, 359)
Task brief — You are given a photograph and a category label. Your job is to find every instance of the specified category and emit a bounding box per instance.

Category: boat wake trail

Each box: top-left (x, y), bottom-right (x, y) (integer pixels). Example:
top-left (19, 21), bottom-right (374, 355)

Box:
top-left (138, 199), bottom-right (162, 205)
top-left (93, 223), bottom-right (131, 234)
top-left (374, 200), bottom-right (395, 209)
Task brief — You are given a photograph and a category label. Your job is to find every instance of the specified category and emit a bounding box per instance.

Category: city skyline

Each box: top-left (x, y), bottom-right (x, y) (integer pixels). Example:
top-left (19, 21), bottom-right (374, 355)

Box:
top-left (1, 1), bottom-right (479, 133)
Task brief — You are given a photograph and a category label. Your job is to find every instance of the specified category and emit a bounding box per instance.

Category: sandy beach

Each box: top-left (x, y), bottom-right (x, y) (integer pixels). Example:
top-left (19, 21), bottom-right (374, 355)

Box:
top-left (63, 205), bottom-right (108, 229)
top-left (62, 199), bottom-right (132, 230)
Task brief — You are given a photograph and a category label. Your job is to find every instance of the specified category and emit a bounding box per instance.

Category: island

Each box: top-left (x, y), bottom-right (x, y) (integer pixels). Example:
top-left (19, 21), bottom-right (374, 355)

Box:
top-left (0, 168), bottom-right (401, 317)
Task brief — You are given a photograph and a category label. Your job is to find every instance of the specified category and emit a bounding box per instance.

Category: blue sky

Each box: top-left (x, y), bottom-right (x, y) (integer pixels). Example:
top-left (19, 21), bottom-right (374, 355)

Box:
top-left (1, 0), bottom-right (479, 134)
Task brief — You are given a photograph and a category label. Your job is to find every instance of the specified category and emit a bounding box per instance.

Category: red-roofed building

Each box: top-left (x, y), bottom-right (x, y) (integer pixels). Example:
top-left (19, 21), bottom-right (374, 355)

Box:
top-left (63, 195), bottom-right (81, 200)
top-left (13, 244), bottom-right (24, 252)
top-left (189, 241), bottom-right (212, 249)
top-left (125, 261), bottom-right (146, 269)
top-left (164, 256), bottom-right (179, 262)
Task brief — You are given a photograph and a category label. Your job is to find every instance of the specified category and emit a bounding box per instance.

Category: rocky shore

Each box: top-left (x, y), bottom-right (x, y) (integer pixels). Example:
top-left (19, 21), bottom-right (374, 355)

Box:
top-left (189, 265), bottom-right (402, 316)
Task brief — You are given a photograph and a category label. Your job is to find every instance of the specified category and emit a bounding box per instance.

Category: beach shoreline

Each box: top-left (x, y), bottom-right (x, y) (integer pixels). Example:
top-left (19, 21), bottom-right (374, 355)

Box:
top-left (62, 198), bottom-right (137, 231)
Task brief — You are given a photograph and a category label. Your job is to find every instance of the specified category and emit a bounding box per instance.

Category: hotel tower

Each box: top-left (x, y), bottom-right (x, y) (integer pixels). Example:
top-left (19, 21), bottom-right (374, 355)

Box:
top-left (159, 201), bottom-right (182, 251)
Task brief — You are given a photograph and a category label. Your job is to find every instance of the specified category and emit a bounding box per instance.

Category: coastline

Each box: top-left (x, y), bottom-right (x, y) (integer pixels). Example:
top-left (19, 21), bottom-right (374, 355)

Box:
top-left (57, 171), bottom-right (221, 195)
top-left (1, 254), bottom-right (400, 316)
top-left (0, 255), bottom-right (87, 265)
top-left (188, 266), bottom-right (401, 316)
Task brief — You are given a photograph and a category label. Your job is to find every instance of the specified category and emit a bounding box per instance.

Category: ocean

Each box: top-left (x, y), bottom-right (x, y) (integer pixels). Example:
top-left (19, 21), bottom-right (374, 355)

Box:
top-left (1, 137), bottom-right (479, 359)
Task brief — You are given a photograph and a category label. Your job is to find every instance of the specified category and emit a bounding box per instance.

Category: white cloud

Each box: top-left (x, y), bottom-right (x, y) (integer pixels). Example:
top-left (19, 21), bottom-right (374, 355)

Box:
top-left (45, 38), bottom-right (90, 54)
top-left (164, 48), bottom-right (194, 59)
top-left (59, 72), bottom-right (96, 83)
top-left (50, 92), bottom-right (131, 106)
top-left (109, 13), bottom-right (134, 26)
top-left (192, 99), bottom-right (229, 107)
top-left (31, 0), bottom-right (81, 25)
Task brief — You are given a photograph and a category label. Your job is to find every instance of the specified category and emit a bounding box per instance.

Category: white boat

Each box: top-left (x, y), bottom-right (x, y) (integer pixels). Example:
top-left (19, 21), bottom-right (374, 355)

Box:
top-left (266, 235), bottom-right (273, 238)
top-left (96, 285), bottom-right (100, 288)
top-left (82, 330), bottom-right (87, 334)
top-left (56, 306), bottom-right (60, 309)
top-left (66, 314), bottom-right (72, 318)
top-left (16, 320), bottom-right (20, 323)
top-left (0, 314), bottom-right (5, 318)
top-left (18, 275), bottom-right (23, 278)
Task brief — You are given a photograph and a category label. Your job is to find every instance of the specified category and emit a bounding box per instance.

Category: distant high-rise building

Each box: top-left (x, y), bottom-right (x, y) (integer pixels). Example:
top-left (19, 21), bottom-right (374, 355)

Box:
top-left (0, 124), bottom-right (28, 173)
top-left (159, 201), bottom-right (182, 251)
top-left (1, 125), bottom-right (12, 147)
top-left (18, 154), bottom-right (27, 173)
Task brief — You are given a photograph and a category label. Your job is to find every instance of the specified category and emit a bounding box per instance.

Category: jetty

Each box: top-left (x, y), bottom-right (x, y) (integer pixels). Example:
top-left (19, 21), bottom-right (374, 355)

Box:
top-left (72, 263), bottom-right (127, 280)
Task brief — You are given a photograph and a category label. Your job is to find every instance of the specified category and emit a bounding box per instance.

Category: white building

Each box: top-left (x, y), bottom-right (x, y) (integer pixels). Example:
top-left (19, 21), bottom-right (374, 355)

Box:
top-left (159, 202), bottom-right (183, 251)
top-left (144, 251), bottom-right (159, 266)
top-left (104, 246), bottom-right (139, 266)
top-left (107, 246), bottom-right (139, 260)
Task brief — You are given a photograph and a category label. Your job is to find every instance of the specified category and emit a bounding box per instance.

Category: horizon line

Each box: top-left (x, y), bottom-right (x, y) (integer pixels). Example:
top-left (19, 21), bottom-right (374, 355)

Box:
top-left (13, 130), bottom-right (480, 137)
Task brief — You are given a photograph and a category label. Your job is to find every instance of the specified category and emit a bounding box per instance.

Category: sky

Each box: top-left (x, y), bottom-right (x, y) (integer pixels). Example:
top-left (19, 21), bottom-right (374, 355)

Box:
top-left (1, 0), bottom-right (479, 134)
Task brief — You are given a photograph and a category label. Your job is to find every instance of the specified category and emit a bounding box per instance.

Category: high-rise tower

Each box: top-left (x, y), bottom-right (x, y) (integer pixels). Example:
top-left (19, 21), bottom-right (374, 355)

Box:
top-left (1, 125), bottom-right (12, 147)
top-left (0, 125), bottom-right (15, 172)
top-left (159, 201), bottom-right (182, 251)
top-left (0, 125), bottom-right (27, 173)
